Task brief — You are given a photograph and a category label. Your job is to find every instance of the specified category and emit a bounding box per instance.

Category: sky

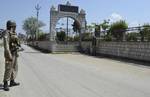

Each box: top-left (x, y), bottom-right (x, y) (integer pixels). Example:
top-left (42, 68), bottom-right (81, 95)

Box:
top-left (0, 0), bottom-right (150, 34)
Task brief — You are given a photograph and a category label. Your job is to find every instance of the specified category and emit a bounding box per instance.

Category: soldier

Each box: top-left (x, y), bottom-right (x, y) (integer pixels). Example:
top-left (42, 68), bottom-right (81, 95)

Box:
top-left (3, 20), bottom-right (20, 91)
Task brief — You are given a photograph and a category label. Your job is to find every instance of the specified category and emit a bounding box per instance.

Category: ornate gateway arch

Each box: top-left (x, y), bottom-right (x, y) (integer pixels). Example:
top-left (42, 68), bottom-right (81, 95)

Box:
top-left (49, 2), bottom-right (86, 42)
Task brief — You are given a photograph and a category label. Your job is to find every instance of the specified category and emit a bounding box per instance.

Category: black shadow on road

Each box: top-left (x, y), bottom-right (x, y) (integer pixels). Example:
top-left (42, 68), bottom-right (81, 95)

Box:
top-left (27, 45), bottom-right (51, 54)
top-left (97, 54), bottom-right (150, 68)
top-left (24, 51), bottom-right (41, 54)
top-left (82, 53), bottom-right (150, 68)
top-left (0, 84), bottom-right (4, 91)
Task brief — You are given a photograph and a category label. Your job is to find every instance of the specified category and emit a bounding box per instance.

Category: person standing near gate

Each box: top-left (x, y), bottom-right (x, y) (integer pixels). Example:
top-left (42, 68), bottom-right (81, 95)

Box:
top-left (3, 20), bottom-right (20, 91)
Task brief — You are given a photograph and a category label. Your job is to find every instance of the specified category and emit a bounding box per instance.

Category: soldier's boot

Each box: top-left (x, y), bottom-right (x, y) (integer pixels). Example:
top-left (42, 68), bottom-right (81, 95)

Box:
top-left (10, 80), bottom-right (20, 87)
top-left (3, 81), bottom-right (9, 91)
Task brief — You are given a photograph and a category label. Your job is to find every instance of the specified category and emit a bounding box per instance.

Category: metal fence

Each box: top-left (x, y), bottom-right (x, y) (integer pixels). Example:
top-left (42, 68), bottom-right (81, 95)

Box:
top-left (98, 26), bottom-right (150, 42)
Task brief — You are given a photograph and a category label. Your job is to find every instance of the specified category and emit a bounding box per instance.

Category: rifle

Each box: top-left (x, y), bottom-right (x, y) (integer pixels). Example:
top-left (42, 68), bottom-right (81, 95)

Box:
top-left (18, 47), bottom-right (24, 52)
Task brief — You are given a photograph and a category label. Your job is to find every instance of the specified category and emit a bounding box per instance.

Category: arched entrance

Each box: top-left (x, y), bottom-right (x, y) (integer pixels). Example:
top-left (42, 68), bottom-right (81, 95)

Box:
top-left (55, 17), bottom-right (77, 43)
top-left (49, 2), bottom-right (86, 44)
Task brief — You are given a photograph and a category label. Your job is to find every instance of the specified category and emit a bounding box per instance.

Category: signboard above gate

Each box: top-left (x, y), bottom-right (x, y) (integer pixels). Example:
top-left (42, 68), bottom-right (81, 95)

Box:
top-left (58, 4), bottom-right (79, 13)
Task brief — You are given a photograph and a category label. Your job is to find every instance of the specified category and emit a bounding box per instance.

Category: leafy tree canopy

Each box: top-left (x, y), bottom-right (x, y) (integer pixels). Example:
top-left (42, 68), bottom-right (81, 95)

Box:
top-left (22, 17), bottom-right (45, 38)
top-left (109, 20), bottom-right (128, 41)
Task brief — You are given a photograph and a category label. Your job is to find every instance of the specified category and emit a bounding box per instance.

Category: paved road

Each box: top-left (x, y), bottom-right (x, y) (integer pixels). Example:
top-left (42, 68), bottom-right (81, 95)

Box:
top-left (0, 45), bottom-right (150, 97)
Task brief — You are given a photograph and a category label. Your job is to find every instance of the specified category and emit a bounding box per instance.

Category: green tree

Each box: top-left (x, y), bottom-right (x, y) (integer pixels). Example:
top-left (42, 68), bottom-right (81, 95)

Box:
top-left (82, 33), bottom-right (92, 41)
top-left (86, 25), bottom-right (94, 33)
top-left (94, 24), bottom-right (101, 37)
top-left (140, 24), bottom-right (150, 41)
top-left (72, 20), bottom-right (81, 33)
top-left (73, 35), bottom-right (80, 41)
top-left (38, 31), bottom-right (49, 41)
top-left (22, 17), bottom-right (45, 40)
top-left (100, 20), bottom-right (110, 36)
top-left (109, 20), bottom-right (128, 41)
top-left (126, 32), bottom-right (138, 42)
top-left (89, 23), bottom-right (101, 37)
top-left (56, 31), bottom-right (66, 41)
top-left (89, 20), bottom-right (110, 38)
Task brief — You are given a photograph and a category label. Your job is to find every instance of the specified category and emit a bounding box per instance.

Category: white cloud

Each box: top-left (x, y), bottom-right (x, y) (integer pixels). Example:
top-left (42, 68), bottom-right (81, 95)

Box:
top-left (106, 13), bottom-right (143, 27)
top-left (109, 13), bottom-right (123, 23)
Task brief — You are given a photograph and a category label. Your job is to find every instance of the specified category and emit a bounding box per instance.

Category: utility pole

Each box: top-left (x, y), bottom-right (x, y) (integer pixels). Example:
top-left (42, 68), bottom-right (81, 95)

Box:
top-left (35, 4), bottom-right (41, 40)
top-left (66, 17), bottom-right (69, 44)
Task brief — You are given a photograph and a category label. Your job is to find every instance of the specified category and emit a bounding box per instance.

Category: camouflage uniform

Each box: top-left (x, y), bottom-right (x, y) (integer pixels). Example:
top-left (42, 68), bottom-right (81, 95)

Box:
top-left (3, 30), bottom-right (19, 82)
top-left (3, 20), bottom-right (20, 91)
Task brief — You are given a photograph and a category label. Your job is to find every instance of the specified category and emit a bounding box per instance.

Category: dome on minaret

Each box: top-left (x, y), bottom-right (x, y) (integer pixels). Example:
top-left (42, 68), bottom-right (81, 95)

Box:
top-left (51, 5), bottom-right (56, 11)
top-left (80, 9), bottom-right (85, 14)
top-left (66, 1), bottom-right (71, 6)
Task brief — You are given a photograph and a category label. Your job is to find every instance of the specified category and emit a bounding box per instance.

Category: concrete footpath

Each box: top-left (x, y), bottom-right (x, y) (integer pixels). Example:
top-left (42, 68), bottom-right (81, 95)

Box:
top-left (0, 45), bottom-right (150, 97)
